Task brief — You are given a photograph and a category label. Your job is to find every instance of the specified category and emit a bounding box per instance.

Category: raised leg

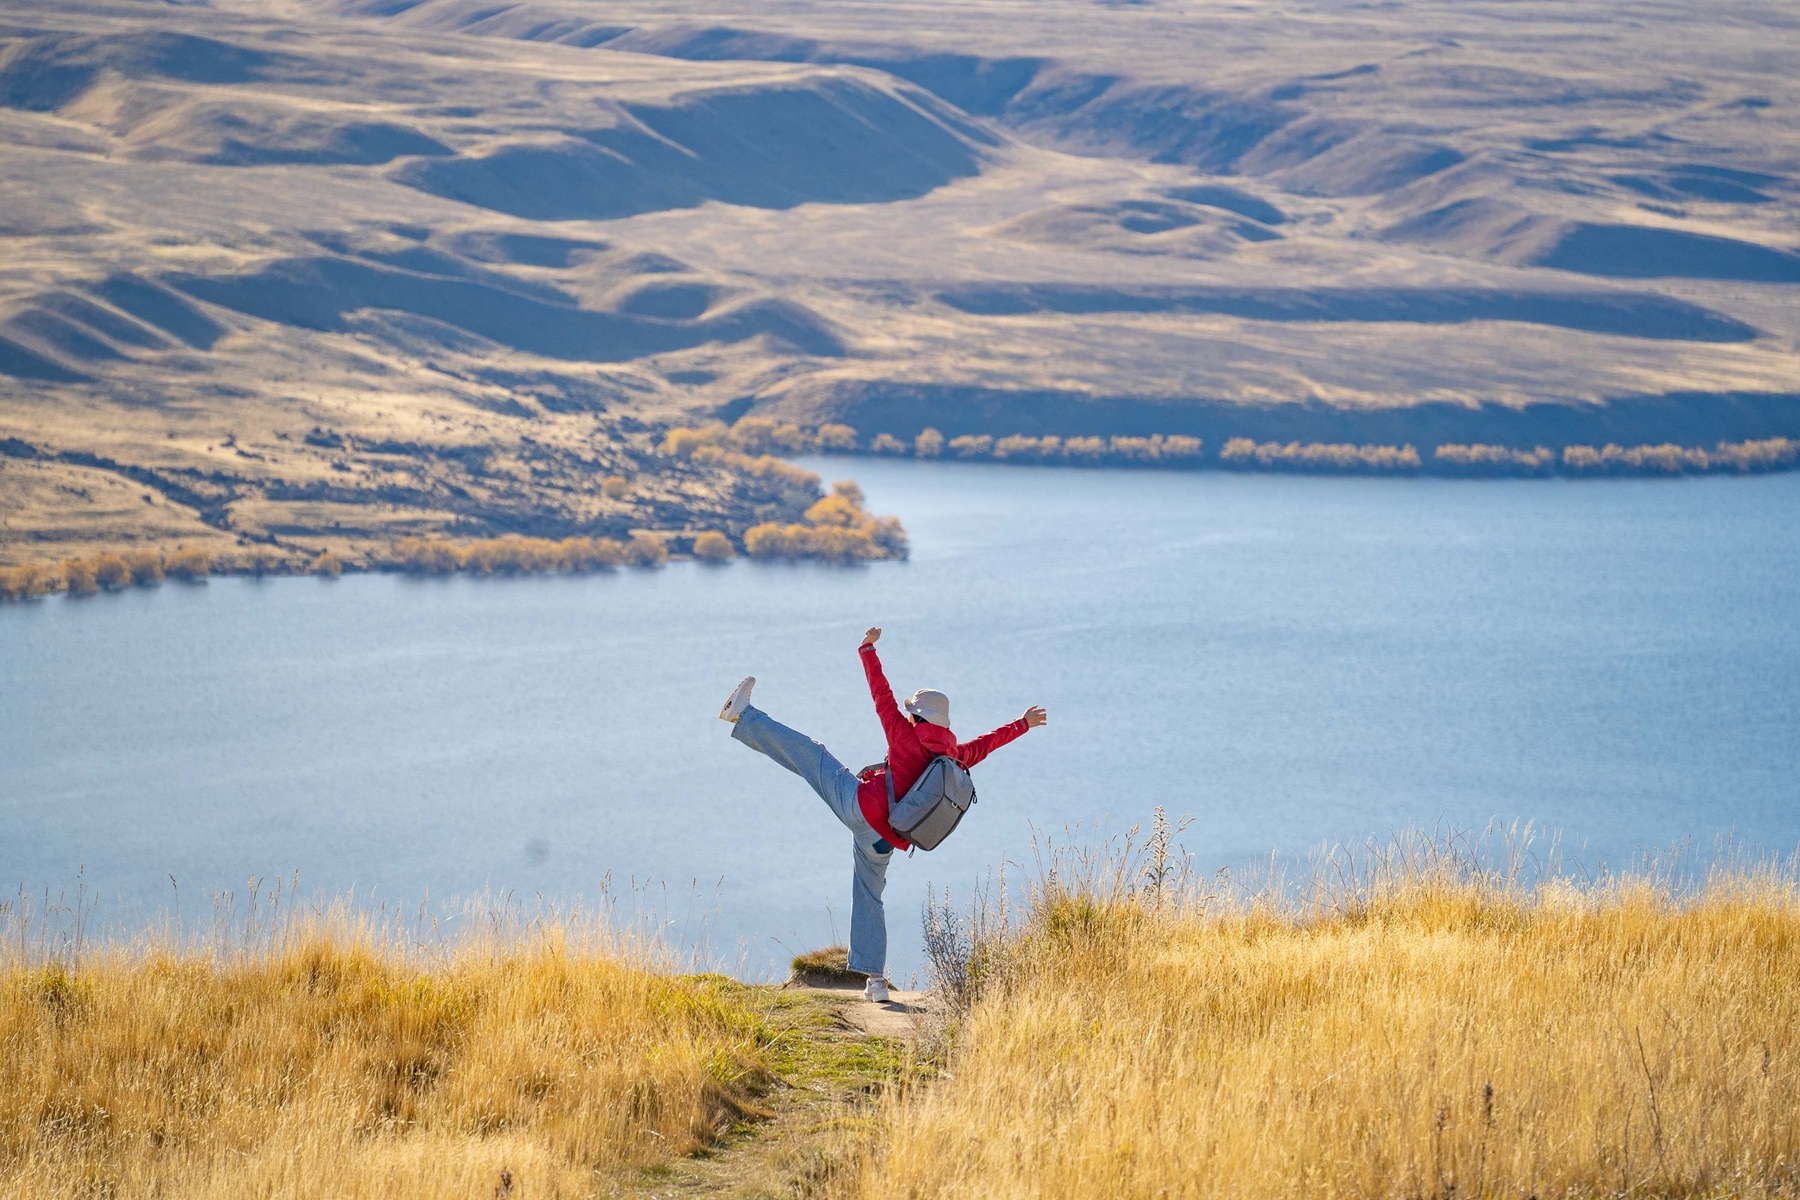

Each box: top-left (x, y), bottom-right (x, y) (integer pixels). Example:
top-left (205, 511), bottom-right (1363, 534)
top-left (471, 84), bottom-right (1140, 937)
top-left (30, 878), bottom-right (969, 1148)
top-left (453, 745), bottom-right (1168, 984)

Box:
top-left (731, 705), bottom-right (862, 832)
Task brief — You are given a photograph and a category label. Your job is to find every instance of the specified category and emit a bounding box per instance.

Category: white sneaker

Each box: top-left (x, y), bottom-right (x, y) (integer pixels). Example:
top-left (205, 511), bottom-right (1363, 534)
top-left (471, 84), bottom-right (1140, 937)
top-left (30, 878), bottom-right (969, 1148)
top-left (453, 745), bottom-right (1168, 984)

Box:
top-left (720, 676), bottom-right (755, 723)
top-left (863, 975), bottom-right (890, 1003)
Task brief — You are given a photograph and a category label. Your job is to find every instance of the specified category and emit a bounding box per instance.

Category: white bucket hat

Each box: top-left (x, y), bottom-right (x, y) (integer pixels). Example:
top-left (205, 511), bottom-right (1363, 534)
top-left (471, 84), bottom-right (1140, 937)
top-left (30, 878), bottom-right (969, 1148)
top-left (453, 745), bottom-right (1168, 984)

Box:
top-left (904, 688), bottom-right (951, 727)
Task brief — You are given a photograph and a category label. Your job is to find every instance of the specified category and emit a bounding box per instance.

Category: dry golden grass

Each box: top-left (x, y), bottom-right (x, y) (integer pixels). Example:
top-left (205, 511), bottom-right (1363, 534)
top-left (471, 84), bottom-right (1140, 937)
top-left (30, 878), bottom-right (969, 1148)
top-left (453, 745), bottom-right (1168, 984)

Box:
top-left (0, 908), bottom-right (776, 1199)
top-left (862, 830), bottom-right (1800, 1199)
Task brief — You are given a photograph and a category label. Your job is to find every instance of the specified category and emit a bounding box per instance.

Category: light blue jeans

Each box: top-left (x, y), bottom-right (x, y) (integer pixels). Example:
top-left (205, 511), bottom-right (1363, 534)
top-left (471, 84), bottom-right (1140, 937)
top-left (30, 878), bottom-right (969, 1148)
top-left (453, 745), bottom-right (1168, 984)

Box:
top-left (732, 705), bottom-right (893, 977)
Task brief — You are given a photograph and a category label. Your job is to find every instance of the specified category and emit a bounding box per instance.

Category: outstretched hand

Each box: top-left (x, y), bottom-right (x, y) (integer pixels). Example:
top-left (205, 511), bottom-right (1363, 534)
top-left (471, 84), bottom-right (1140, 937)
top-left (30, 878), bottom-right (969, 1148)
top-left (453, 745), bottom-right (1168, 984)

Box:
top-left (862, 626), bottom-right (882, 647)
top-left (1023, 705), bottom-right (1048, 729)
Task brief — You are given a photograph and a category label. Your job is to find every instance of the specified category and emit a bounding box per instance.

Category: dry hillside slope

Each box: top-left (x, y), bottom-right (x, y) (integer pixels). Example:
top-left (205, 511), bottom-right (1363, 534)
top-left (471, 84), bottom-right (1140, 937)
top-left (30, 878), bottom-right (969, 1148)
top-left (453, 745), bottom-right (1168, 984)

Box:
top-left (3, 0), bottom-right (1798, 560)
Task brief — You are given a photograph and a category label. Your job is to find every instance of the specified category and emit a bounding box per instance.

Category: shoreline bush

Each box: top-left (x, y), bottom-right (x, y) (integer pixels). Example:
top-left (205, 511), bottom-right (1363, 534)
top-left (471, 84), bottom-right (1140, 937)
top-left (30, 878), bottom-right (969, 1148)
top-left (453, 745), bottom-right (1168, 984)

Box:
top-left (92, 553), bottom-right (130, 590)
top-left (0, 562), bottom-right (55, 600)
top-left (165, 547), bottom-right (212, 581)
top-left (623, 532), bottom-right (669, 567)
top-left (744, 480), bottom-right (908, 563)
top-left (123, 549), bottom-right (164, 585)
top-left (692, 530), bottom-right (735, 562)
top-left (60, 558), bottom-right (98, 596)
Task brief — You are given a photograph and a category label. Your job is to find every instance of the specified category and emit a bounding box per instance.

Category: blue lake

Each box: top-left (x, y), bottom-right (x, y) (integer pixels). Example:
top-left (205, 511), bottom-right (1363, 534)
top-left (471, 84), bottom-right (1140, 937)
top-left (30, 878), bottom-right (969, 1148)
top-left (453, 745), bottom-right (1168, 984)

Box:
top-left (4, 458), bottom-right (1798, 980)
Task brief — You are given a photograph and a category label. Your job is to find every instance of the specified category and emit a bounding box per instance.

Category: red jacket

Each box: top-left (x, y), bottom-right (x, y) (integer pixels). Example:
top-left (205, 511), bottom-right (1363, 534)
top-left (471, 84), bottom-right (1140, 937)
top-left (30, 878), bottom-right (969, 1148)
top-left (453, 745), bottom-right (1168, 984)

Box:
top-left (856, 643), bottom-right (1029, 850)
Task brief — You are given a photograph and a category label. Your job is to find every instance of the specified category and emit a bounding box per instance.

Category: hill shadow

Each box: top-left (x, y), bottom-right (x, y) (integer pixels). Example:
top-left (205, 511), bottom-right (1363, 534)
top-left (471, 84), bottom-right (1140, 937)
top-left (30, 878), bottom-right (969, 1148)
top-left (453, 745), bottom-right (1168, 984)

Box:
top-left (164, 255), bottom-right (845, 360)
top-left (394, 76), bottom-right (986, 221)
top-left (1537, 224), bottom-right (1800, 283)
top-left (802, 380), bottom-right (1800, 449)
top-left (934, 283), bottom-right (1758, 342)
top-left (0, 31), bottom-right (293, 111)
top-left (0, 274), bottom-right (225, 379)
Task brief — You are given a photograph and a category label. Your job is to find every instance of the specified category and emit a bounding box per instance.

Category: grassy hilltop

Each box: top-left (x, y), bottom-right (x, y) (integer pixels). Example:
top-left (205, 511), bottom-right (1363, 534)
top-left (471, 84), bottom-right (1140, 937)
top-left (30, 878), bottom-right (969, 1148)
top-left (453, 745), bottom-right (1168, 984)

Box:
top-left (6, 833), bottom-right (1797, 1198)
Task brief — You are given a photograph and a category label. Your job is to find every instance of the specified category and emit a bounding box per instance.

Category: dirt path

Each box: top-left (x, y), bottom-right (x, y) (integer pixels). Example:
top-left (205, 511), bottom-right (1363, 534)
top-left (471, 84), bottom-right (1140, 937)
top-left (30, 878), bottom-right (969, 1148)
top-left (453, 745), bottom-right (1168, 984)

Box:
top-left (615, 982), bottom-right (936, 1199)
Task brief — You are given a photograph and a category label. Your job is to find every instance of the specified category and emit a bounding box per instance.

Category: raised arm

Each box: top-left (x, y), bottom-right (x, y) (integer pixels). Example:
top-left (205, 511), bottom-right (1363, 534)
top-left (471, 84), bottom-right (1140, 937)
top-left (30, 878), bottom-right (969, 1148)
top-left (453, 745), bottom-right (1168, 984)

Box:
top-left (858, 627), bottom-right (913, 750)
top-left (955, 705), bottom-right (1047, 769)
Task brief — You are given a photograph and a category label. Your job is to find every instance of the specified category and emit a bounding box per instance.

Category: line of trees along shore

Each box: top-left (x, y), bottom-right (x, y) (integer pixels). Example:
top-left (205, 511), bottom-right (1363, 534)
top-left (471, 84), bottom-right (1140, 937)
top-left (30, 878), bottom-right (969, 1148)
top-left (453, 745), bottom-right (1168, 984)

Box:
top-left (0, 546), bottom-right (344, 602)
top-left (657, 417), bottom-right (1799, 478)
top-left (1, 478), bottom-right (908, 600)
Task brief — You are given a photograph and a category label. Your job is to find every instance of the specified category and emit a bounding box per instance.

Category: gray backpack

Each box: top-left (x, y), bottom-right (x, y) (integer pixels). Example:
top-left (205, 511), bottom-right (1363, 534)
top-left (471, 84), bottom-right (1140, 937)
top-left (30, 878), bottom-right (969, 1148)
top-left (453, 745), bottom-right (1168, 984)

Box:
top-left (879, 755), bottom-right (978, 850)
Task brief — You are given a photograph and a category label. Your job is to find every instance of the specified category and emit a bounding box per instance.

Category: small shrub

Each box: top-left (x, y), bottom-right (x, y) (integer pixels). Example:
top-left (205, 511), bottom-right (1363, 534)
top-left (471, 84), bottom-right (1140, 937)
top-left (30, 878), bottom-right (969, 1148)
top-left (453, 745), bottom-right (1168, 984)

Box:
top-left (993, 434), bottom-right (1044, 460)
top-left (1109, 435), bottom-right (1162, 462)
top-left (92, 553), bottom-right (130, 589)
top-left (623, 533), bottom-right (668, 567)
top-left (769, 423), bottom-right (814, 453)
top-left (460, 541), bottom-right (496, 574)
top-left (804, 493), bottom-right (857, 527)
top-left (1220, 437), bottom-right (1257, 464)
top-left (1062, 436), bottom-right (1107, 462)
top-left (601, 475), bottom-right (632, 500)
top-left (62, 558), bottom-right (99, 596)
top-left (744, 522), bottom-right (885, 562)
top-left (692, 531), bottom-right (735, 562)
top-left (566, 537), bottom-right (626, 570)
top-left (246, 548), bottom-right (285, 578)
top-left (311, 551), bottom-right (343, 578)
top-left (816, 423), bottom-right (858, 452)
top-left (395, 537), bottom-right (460, 574)
top-left (123, 549), bottom-right (164, 585)
top-left (865, 514), bottom-right (909, 557)
top-left (915, 428), bottom-right (945, 458)
top-left (1434, 444), bottom-right (1557, 474)
top-left (870, 432), bottom-right (909, 455)
top-left (466, 536), bottom-right (566, 575)
top-left (1560, 445), bottom-right (1598, 471)
top-left (1, 563), bottom-right (55, 599)
top-left (729, 417), bottom-right (778, 454)
top-left (660, 424), bottom-right (729, 457)
top-left (166, 548), bottom-right (212, 581)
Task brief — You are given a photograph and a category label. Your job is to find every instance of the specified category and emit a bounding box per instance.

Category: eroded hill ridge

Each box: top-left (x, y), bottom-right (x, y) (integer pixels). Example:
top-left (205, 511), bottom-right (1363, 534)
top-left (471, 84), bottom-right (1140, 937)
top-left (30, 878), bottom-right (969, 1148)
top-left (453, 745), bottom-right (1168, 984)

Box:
top-left (1, 0), bottom-right (1797, 563)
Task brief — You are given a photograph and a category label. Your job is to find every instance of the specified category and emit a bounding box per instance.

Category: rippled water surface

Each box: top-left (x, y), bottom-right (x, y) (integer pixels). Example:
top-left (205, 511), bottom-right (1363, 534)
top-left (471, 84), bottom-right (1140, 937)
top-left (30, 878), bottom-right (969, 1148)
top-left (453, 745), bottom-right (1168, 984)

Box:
top-left (6, 460), bottom-right (1798, 979)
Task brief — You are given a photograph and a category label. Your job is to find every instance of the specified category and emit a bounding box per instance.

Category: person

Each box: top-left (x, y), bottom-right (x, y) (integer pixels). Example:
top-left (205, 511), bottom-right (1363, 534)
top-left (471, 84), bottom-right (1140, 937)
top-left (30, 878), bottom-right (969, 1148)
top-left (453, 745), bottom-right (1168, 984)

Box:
top-left (720, 626), bottom-right (1048, 1003)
